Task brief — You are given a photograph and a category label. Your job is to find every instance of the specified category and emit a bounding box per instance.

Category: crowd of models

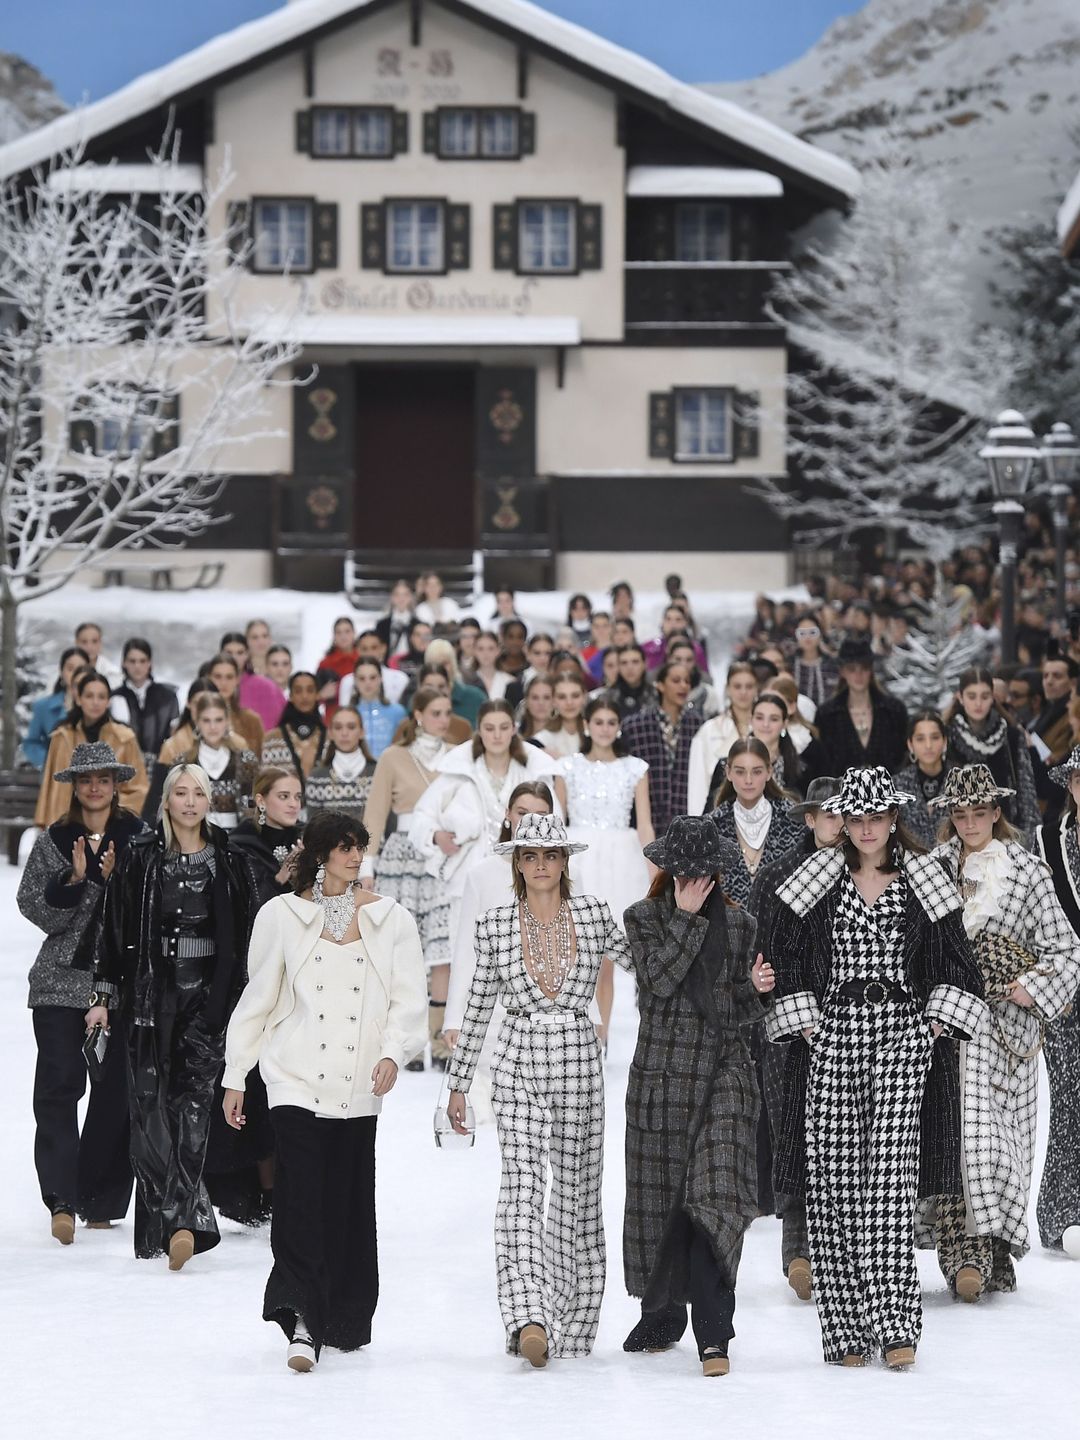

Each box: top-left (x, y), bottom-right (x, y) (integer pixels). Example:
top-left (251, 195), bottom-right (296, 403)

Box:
top-left (13, 573), bottom-right (1080, 1376)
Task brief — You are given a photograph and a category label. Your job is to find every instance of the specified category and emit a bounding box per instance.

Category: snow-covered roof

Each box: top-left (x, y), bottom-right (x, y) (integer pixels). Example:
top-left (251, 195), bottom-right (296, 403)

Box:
top-left (1057, 167), bottom-right (1080, 257)
top-left (627, 166), bottom-right (783, 199)
top-left (249, 312), bottom-right (581, 347)
top-left (46, 162), bottom-right (204, 194)
top-left (0, 0), bottom-right (858, 201)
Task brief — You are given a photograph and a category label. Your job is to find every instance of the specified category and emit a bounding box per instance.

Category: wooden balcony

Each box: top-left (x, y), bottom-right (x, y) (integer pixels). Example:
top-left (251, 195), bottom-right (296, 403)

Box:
top-left (623, 261), bottom-right (790, 346)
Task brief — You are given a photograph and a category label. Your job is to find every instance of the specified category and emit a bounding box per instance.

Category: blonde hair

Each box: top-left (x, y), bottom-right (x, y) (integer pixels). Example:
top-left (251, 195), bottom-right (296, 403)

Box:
top-left (159, 763), bottom-right (213, 850)
top-left (424, 637), bottom-right (458, 683)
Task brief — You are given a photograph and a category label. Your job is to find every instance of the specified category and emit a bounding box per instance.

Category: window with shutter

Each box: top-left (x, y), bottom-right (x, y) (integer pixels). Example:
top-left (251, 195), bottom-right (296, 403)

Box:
top-left (360, 203), bottom-right (386, 269)
top-left (422, 112), bottom-right (438, 153)
top-left (519, 112), bottom-right (537, 155)
top-left (386, 200), bottom-right (445, 274)
top-left (518, 201), bottom-right (576, 274)
top-left (314, 202), bottom-right (339, 268)
top-left (295, 111), bottom-right (312, 155)
top-left (673, 388), bottom-right (733, 463)
top-left (393, 111), bottom-right (410, 155)
top-left (252, 198), bottom-right (314, 273)
top-left (578, 203), bottom-right (602, 269)
top-left (648, 393), bottom-right (673, 460)
top-left (492, 204), bottom-right (517, 270)
top-left (447, 204), bottom-right (470, 269)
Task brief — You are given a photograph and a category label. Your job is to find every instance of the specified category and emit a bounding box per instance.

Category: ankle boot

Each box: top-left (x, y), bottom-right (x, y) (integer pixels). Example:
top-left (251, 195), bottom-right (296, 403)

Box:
top-left (787, 1257), bottom-right (812, 1301)
top-left (954, 1265), bottom-right (983, 1303)
top-left (519, 1324), bottom-right (548, 1368)
top-left (168, 1229), bottom-right (195, 1271)
top-left (51, 1207), bottom-right (75, 1246)
top-left (701, 1345), bottom-right (729, 1377)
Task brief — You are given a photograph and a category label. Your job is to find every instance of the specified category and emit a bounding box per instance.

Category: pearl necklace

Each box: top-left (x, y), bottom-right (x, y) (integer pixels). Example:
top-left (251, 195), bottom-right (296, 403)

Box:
top-left (521, 899), bottom-right (574, 997)
top-left (313, 875), bottom-right (357, 942)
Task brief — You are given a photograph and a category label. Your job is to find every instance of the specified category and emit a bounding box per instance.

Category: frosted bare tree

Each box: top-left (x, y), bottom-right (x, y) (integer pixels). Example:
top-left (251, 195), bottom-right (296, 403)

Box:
top-left (0, 138), bottom-right (302, 764)
top-left (752, 135), bottom-right (1015, 562)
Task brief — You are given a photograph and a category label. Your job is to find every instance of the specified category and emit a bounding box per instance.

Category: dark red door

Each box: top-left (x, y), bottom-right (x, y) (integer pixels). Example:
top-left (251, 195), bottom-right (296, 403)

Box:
top-left (354, 367), bottom-right (475, 548)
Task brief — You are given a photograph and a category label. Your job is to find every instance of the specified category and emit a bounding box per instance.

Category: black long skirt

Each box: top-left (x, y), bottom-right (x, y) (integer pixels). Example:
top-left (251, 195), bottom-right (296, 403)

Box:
top-left (264, 1107), bottom-right (378, 1356)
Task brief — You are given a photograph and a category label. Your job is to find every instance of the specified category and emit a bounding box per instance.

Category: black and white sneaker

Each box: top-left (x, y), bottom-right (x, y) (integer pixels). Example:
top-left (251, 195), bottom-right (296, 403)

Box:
top-left (287, 1320), bottom-right (317, 1373)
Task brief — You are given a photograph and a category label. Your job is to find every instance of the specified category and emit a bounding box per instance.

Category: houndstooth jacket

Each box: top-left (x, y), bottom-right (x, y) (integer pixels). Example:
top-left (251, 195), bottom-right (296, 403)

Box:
top-left (931, 837), bottom-right (1080, 1251)
top-left (447, 895), bottom-right (632, 1095)
top-left (765, 846), bottom-right (987, 1200)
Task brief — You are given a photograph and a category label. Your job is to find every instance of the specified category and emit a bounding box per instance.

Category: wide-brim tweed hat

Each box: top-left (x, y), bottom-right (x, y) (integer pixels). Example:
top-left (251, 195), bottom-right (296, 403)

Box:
top-left (820, 766), bottom-right (914, 816)
top-left (926, 763), bottom-right (1016, 810)
top-left (789, 775), bottom-right (842, 817)
top-left (1048, 745), bottom-right (1080, 789)
top-left (836, 637), bottom-right (874, 667)
top-left (643, 814), bottom-right (741, 879)
top-left (493, 812), bottom-right (587, 855)
top-left (54, 740), bottom-right (135, 785)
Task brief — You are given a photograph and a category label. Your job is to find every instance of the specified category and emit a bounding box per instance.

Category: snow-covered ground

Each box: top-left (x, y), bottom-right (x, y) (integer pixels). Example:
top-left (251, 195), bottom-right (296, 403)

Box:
top-left (2, 862), bottom-right (1077, 1440)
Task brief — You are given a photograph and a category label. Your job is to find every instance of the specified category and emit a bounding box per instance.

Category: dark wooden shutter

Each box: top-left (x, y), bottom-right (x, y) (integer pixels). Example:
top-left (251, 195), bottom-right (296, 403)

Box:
top-left (295, 110), bottom-right (312, 155)
top-left (648, 207), bottom-right (672, 262)
top-left (578, 203), bottom-right (602, 270)
top-left (153, 394), bottom-right (180, 458)
top-left (734, 207), bottom-right (755, 263)
top-left (422, 112), bottom-right (438, 153)
top-left (393, 110), bottom-right (409, 155)
top-left (475, 368), bottom-right (537, 478)
top-left (360, 203), bottom-right (386, 270)
top-left (492, 204), bottom-right (517, 271)
top-left (519, 112), bottom-right (536, 155)
top-left (733, 389), bottom-right (760, 459)
top-left (648, 393), bottom-right (674, 459)
top-left (69, 417), bottom-right (97, 455)
top-left (447, 203), bottom-right (470, 269)
top-left (225, 201), bottom-right (251, 267)
top-left (314, 201), bottom-right (339, 269)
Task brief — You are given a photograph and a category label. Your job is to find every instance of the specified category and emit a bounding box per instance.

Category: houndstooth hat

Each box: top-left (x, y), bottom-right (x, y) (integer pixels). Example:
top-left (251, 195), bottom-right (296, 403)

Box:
top-left (493, 812), bottom-right (588, 855)
top-left (820, 766), bottom-right (914, 816)
top-left (1048, 745), bottom-right (1080, 789)
top-left (926, 763), bottom-right (1015, 810)
top-left (54, 740), bottom-right (135, 785)
top-left (643, 814), bottom-right (742, 879)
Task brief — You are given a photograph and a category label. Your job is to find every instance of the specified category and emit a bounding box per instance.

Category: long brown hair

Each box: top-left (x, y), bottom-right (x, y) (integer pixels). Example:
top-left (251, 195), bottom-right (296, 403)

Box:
top-left (510, 848), bottom-right (572, 902)
top-left (711, 736), bottom-right (786, 807)
top-left (943, 667), bottom-right (1008, 728)
top-left (396, 686), bottom-right (447, 747)
top-left (472, 698), bottom-right (529, 764)
top-left (184, 693), bottom-right (249, 757)
top-left (934, 806), bottom-right (1021, 848)
top-left (543, 673), bottom-right (588, 736)
top-left (841, 808), bottom-right (927, 872)
top-left (518, 673), bottom-right (555, 740)
top-left (497, 780), bottom-right (554, 843)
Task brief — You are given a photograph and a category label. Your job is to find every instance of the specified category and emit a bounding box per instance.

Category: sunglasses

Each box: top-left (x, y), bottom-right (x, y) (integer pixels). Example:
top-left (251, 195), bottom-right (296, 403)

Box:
top-left (795, 627), bottom-right (820, 639)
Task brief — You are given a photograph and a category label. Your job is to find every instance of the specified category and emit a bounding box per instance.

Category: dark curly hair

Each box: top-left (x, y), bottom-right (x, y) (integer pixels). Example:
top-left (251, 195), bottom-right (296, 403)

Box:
top-left (293, 809), bottom-right (370, 894)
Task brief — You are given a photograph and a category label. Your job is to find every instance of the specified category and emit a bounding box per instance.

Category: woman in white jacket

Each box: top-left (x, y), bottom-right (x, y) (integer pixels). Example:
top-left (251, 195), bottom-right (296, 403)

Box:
top-left (408, 699), bottom-right (559, 961)
top-left (222, 810), bottom-right (427, 1374)
top-left (687, 662), bottom-right (757, 814)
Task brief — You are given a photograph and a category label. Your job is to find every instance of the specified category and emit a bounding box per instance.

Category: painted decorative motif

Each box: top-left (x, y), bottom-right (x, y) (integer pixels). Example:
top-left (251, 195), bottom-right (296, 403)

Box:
top-left (305, 484), bottom-right (339, 529)
top-left (492, 484), bottom-right (521, 531)
top-left (308, 387), bottom-right (338, 442)
top-left (489, 389), bottom-right (524, 446)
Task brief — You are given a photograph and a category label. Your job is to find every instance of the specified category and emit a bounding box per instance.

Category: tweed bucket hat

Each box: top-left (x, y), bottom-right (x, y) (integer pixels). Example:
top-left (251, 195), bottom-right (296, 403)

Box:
top-left (926, 763), bottom-right (1016, 810)
top-left (789, 775), bottom-right (842, 817)
top-left (493, 812), bottom-right (588, 855)
top-left (54, 740), bottom-right (135, 785)
top-left (820, 766), bottom-right (914, 816)
top-left (836, 637), bottom-right (874, 667)
top-left (1048, 745), bottom-right (1080, 789)
top-left (643, 814), bottom-right (741, 879)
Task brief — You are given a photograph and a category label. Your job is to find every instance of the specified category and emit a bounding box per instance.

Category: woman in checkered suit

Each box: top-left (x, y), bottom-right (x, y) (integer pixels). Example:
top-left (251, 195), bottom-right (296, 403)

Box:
top-left (767, 767), bottom-right (985, 1370)
top-left (446, 814), bottom-right (632, 1367)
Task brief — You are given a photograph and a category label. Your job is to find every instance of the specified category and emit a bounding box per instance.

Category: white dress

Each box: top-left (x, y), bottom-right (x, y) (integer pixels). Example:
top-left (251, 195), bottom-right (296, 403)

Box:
top-left (560, 753), bottom-right (650, 931)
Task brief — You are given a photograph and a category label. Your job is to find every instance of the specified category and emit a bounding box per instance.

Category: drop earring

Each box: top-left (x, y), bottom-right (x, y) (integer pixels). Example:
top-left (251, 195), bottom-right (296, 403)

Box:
top-left (256, 803), bottom-right (266, 828)
top-left (316, 863), bottom-right (326, 884)
top-left (889, 822), bottom-right (897, 834)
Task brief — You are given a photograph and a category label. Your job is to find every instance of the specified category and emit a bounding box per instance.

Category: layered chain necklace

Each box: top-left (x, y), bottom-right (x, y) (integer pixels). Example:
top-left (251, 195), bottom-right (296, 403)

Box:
top-left (313, 873), bottom-right (357, 942)
top-left (521, 899), bottom-right (574, 997)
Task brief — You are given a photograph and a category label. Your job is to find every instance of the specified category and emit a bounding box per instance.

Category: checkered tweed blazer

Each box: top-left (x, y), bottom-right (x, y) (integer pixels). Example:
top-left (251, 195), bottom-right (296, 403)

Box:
top-left (447, 894), bottom-right (632, 1095)
top-left (710, 798), bottom-right (804, 906)
top-left (766, 847), bottom-right (986, 1200)
top-left (622, 891), bottom-right (763, 1302)
top-left (622, 706), bottom-right (705, 833)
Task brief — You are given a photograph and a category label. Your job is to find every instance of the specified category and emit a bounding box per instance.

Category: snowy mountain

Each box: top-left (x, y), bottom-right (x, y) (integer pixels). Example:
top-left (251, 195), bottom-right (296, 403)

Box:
top-left (0, 53), bottom-right (66, 145)
top-left (705, 0), bottom-right (1080, 314)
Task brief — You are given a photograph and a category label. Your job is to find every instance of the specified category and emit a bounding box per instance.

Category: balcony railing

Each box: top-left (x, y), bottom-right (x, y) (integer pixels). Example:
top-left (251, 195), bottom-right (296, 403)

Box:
top-left (623, 260), bottom-right (791, 334)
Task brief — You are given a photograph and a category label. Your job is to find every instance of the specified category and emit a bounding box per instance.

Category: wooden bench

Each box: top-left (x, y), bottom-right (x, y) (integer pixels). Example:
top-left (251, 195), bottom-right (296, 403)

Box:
top-left (95, 559), bottom-right (225, 591)
top-left (0, 768), bottom-right (42, 865)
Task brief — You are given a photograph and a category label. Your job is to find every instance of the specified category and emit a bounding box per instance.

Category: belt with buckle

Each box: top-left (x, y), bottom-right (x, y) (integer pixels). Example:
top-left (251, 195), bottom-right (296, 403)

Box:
top-left (838, 978), bottom-right (911, 1006)
top-left (503, 1008), bottom-right (583, 1026)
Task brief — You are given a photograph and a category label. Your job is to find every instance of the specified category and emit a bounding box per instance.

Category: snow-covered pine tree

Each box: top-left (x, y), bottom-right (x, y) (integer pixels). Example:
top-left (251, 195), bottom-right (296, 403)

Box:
top-left (752, 133), bottom-right (1015, 562)
top-left (884, 583), bottom-right (990, 712)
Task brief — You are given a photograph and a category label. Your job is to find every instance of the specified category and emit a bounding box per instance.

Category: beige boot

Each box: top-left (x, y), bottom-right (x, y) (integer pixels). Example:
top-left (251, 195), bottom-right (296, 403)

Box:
top-left (51, 1211), bottom-right (75, 1246)
top-left (787, 1257), bottom-right (812, 1301)
top-left (702, 1348), bottom-right (730, 1377)
top-left (955, 1266), bottom-right (983, 1303)
top-left (168, 1229), bottom-right (195, 1271)
top-left (884, 1345), bottom-right (916, 1371)
top-left (841, 1354), bottom-right (867, 1368)
top-left (519, 1324), bottom-right (548, 1368)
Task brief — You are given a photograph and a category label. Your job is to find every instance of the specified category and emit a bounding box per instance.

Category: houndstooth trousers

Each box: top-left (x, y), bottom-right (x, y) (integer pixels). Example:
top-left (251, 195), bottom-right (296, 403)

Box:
top-left (806, 877), bottom-right (934, 1363)
top-left (491, 1011), bottom-right (606, 1357)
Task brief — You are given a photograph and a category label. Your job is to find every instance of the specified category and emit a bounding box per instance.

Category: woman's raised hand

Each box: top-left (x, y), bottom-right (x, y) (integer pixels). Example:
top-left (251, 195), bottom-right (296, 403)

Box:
top-left (674, 875), bottom-right (714, 914)
top-left (751, 953), bottom-right (776, 993)
top-left (69, 836), bottom-right (87, 884)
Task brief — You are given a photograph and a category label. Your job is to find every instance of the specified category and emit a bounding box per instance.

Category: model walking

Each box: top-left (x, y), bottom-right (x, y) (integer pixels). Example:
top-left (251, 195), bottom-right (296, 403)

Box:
top-left (927, 764), bottom-right (1080, 1296)
top-left (945, 667), bottom-right (1039, 840)
top-left (622, 817), bottom-right (772, 1377)
top-left (446, 814), bottom-right (631, 1366)
top-left (622, 663), bottom-right (703, 833)
top-left (305, 706), bottom-right (377, 827)
top-left (1035, 745), bottom-right (1080, 1257)
top-left (83, 764), bottom-right (255, 1267)
top-left (18, 743), bottom-right (145, 1242)
top-left (767, 766), bottom-right (985, 1368)
top-left (686, 662), bottom-right (757, 814)
top-left (223, 810), bottom-right (427, 1372)
top-left (155, 691), bottom-right (258, 830)
top-left (892, 710), bottom-right (952, 849)
top-left (36, 669), bottom-right (148, 827)
top-left (708, 738), bottom-right (802, 907)
top-left (261, 671), bottom-right (329, 794)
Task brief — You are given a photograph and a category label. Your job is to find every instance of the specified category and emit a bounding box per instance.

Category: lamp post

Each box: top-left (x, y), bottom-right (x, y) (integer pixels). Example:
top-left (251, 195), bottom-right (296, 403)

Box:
top-left (980, 409), bottom-right (1040, 665)
top-left (1040, 421), bottom-right (1080, 624)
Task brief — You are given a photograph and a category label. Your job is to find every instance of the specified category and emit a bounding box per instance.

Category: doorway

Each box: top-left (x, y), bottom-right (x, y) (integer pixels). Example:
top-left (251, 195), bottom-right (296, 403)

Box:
top-left (354, 367), bottom-right (476, 549)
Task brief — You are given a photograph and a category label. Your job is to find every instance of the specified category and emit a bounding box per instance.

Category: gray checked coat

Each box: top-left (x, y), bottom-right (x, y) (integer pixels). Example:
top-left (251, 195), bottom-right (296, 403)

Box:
top-left (622, 889), bottom-right (765, 1305)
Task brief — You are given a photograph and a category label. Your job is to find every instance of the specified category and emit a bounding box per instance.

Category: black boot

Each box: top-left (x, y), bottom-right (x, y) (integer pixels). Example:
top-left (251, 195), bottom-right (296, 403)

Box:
top-left (623, 1303), bottom-right (688, 1352)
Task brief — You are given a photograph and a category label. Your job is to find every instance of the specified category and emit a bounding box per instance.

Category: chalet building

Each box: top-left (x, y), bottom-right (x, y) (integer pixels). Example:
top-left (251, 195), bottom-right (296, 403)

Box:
top-left (0, 0), bottom-right (857, 593)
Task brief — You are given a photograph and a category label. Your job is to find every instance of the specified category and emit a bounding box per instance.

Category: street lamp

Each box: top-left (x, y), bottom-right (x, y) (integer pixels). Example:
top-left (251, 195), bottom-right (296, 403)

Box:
top-left (980, 409), bottom-right (1040, 665)
top-left (1040, 421), bottom-right (1080, 624)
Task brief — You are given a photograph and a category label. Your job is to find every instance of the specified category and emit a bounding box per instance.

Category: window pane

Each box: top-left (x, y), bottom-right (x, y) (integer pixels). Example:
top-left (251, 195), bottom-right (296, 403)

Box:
top-left (519, 201), bottom-right (575, 272)
top-left (312, 109), bottom-right (351, 156)
top-left (675, 203), bottom-right (730, 262)
top-left (254, 200), bottom-right (311, 270)
top-left (355, 109), bottom-right (392, 156)
top-left (481, 110), bottom-right (519, 156)
top-left (388, 201), bottom-right (444, 272)
top-left (439, 110), bottom-right (476, 156)
top-left (676, 390), bottom-right (728, 458)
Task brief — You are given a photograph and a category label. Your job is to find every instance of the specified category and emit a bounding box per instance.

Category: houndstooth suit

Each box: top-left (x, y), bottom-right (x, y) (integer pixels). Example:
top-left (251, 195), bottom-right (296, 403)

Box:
top-left (928, 839), bottom-right (1080, 1287)
top-left (448, 895), bottom-right (632, 1358)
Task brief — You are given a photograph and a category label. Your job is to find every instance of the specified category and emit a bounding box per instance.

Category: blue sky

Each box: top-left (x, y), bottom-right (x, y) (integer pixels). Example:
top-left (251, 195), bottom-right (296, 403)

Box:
top-left (8, 1), bottom-right (863, 103)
